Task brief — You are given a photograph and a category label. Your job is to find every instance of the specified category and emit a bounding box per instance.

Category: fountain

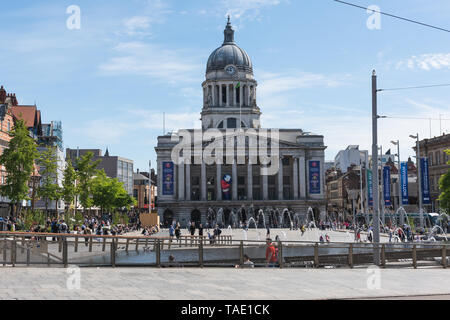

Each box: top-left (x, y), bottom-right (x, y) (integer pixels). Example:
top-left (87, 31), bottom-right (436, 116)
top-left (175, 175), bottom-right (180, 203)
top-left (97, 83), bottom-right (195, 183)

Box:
top-left (216, 208), bottom-right (224, 228)
top-left (247, 217), bottom-right (257, 229)
top-left (282, 208), bottom-right (293, 229)
top-left (230, 208), bottom-right (239, 228)
top-left (257, 209), bottom-right (267, 229)
top-left (207, 207), bottom-right (216, 228)
top-left (293, 213), bottom-right (303, 229)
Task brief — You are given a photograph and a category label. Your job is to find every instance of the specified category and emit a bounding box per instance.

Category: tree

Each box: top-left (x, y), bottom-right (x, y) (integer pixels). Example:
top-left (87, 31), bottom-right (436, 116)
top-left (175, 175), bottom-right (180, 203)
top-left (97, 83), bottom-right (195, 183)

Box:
top-left (36, 146), bottom-right (60, 216)
top-left (0, 119), bottom-right (38, 216)
top-left (91, 170), bottom-right (137, 214)
top-left (62, 160), bottom-right (78, 214)
top-left (438, 150), bottom-right (450, 214)
top-left (75, 152), bottom-right (100, 215)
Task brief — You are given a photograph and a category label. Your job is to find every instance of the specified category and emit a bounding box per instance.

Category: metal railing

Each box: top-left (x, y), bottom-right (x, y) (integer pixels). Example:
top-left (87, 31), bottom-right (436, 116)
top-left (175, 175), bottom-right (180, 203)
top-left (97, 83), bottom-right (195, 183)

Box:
top-left (0, 231), bottom-right (448, 269)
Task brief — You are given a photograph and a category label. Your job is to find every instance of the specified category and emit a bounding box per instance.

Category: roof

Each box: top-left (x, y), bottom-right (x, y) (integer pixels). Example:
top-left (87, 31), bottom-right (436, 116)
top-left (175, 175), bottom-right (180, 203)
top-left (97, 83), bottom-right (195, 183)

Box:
top-left (206, 19), bottom-right (253, 74)
top-left (10, 105), bottom-right (38, 128)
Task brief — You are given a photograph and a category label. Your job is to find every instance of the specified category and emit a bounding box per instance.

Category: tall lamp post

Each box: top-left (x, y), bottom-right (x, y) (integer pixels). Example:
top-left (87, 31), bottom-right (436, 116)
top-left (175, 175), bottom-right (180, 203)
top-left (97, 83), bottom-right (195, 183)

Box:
top-left (390, 140), bottom-right (402, 211)
top-left (410, 134), bottom-right (423, 228)
top-left (371, 70), bottom-right (381, 265)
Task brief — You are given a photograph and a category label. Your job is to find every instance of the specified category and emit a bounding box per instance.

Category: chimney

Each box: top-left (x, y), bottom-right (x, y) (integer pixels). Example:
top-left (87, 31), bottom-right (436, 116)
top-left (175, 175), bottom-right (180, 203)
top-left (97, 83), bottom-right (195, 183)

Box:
top-left (0, 86), bottom-right (6, 103)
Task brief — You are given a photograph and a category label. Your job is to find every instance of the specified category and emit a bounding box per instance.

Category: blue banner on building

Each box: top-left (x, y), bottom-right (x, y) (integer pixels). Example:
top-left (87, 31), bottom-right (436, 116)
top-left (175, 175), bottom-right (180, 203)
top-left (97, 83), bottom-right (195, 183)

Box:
top-left (309, 161), bottom-right (321, 194)
top-left (421, 158), bottom-right (431, 204)
top-left (383, 166), bottom-right (391, 206)
top-left (400, 162), bottom-right (409, 205)
top-left (367, 170), bottom-right (373, 207)
top-left (162, 161), bottom-right (175, 196)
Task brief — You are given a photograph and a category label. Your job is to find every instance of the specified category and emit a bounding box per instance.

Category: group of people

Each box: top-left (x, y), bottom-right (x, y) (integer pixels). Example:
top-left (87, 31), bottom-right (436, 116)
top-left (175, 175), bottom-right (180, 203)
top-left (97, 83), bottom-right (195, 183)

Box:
top-left (168, 222), bottom-right (224, 245)
top-left (141, 225), bottom-right (160, 236)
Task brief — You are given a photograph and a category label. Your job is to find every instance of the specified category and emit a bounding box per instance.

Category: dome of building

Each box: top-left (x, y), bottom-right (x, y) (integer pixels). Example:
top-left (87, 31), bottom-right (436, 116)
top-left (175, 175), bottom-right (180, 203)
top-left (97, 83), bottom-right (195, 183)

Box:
top-left (206, 18), bottom-right (253, 74)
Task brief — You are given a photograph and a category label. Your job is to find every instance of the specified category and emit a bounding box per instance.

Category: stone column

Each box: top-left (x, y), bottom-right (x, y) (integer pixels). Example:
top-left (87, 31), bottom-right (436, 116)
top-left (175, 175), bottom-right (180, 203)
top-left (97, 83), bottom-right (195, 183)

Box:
top-left (262, 165), bottom-right (269, 201)
top-left (240, 85), bottom-right (243, 107)
top-left (216, 163), bottom-right (222, 201)
top-left (278, 156), bottom-right (284, 200)
top-left (293, 157), bottom-right (299, 200)
top-left (232, 159), bottom-right (238, 200)
top-left (212, 84), bottom-right (215, 106)
top-left (178, 159), bottom-right (185, 201)
top-left (201, 161), bottom-right (207, 201)
top-left (233, 83), bottom-right (237, 106)
top-left (247, 161), bottom-right (253, 200)
top-left (226, 83), bottom-right (230, 107)
top-left (186, 162), bottom-right (191, 201)
top-left (247, 86), bottom-right (251, 106)
top-left (299, 156), bottom-right (306, 198)
top-left (219, 83), bottom-right (223, 107)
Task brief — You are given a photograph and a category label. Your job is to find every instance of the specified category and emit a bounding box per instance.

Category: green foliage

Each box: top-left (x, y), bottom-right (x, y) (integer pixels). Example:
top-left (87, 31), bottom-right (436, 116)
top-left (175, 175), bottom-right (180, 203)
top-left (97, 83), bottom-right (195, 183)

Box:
top-left (438, 150), bottom-right (450, 214)
top-left (22, 209), bottom-right (46, 230)
top-left (0, 119), bottom-right (38, 212)
top-left (112, 212), bottom-right (130, 226)
top-left (62, 160), bottom-right (78, 207)
top-left (36, 146), bottom-right (60, 212)
top-left (91, 170), bottom-right (137, 212)
top-left (75, 152), bottom-right (100, 212)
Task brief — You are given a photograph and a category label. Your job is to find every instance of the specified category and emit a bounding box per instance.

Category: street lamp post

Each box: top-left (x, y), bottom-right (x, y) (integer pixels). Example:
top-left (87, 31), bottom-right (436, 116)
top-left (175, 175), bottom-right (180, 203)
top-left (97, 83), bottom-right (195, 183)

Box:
top-left (379, 145), bottom-right (385, 226)
top-left (391, 140), bottom-right (402, 211)
top-left (410, 134), bottom-right (423, 228)
top-left (371, 70), bottom-right (381, 265)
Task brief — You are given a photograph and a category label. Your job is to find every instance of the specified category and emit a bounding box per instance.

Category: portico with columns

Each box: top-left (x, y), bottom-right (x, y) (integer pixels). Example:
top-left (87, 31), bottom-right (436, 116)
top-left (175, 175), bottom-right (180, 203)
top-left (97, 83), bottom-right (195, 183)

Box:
top-left (156, 18), bottom-right (326, 227)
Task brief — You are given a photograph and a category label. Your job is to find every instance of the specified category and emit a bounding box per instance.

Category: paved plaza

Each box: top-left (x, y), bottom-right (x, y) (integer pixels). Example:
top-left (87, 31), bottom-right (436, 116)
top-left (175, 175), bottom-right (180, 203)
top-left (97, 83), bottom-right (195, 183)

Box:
top-left (1, 267), bottom-right (449, 300)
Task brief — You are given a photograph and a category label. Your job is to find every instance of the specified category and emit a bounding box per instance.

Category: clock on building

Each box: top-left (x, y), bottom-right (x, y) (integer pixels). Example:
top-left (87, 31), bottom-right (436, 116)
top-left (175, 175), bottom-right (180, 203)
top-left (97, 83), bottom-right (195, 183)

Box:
top-left (225, 65), bottom-right (236, 75)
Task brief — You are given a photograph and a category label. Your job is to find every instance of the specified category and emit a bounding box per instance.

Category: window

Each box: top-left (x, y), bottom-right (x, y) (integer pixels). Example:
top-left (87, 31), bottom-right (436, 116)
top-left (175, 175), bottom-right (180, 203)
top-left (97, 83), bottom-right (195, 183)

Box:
top-left (218, 121), bottom-right (224, 129)
top-left (227, 118), bottom-right (237, 129)
top-left (7, 121), bottom-right (10, 132)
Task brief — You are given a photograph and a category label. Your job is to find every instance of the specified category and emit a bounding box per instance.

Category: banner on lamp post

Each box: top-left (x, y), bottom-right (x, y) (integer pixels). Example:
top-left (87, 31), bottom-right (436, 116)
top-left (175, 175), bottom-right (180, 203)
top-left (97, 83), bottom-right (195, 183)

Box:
top-left (421, 158), bottom-right (431, 205)
top-left (400, 162), bottom-right (409, 205)
top-left (367, 170), bottom-right (373, 207)
top-left (383, 166), bottom-right (391, 206)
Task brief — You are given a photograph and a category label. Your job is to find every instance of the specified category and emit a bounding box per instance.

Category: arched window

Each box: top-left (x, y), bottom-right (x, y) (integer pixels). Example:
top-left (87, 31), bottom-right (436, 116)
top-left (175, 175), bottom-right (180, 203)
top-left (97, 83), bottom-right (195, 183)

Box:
top-left (7, 121), bottom-right (10, 132)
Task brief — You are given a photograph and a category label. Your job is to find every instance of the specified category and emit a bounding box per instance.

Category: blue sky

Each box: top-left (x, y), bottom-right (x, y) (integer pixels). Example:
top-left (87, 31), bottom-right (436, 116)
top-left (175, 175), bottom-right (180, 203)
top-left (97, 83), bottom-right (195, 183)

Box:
top-left (1, 0), bottom-right (449, 171)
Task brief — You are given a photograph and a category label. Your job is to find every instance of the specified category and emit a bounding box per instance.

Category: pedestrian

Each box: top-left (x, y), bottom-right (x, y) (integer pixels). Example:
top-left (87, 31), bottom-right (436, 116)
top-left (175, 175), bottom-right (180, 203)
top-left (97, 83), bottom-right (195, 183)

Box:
top-left (190, 222), bottom-right (196, 237)
top-left (198, 224), bottom-right (204, 238)
top-left (236, 255), bottom-right (255, 269)
top-left (175, 223), bottom-right (181, 245)
top-left (265, 239), bottom-right (278, 268)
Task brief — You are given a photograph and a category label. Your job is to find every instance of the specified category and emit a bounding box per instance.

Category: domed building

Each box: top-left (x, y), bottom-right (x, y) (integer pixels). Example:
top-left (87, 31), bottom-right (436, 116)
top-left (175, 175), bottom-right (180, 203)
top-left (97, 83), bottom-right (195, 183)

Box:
top-left (155, 19), bottom-right (327, 228)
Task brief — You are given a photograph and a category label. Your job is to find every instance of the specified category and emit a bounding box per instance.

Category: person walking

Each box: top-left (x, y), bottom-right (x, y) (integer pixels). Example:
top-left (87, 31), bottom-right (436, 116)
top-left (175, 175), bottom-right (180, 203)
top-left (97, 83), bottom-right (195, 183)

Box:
top-left (265, 239), bottom-right (278, 268)
top-left (198, 224), bottom-right (204, 238)
top-left (175, 223), bottom-right (181, 246)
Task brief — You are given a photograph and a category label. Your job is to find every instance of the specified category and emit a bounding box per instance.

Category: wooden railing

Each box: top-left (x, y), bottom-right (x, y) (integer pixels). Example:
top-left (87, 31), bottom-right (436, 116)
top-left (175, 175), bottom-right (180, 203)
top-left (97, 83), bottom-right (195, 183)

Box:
top-left (0, 231), bottom-right (448, 269)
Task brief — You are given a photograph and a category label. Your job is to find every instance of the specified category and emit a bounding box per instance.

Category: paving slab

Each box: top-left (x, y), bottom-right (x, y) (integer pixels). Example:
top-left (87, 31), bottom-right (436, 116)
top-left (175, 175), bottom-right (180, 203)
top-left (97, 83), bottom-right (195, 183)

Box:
top-left (0, 267), bottom-right (450, 300)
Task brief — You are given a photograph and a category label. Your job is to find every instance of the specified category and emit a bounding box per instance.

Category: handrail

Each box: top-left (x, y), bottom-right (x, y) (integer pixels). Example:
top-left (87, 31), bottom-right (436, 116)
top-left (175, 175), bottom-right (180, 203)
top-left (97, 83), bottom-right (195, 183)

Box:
top-left (1, 231), bottom-right (448, 247)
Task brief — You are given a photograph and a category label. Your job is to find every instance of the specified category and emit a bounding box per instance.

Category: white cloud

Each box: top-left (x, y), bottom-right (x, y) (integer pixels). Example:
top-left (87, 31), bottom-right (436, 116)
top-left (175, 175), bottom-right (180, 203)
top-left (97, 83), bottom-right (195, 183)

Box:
top-left (75, 108), bottom-right (201, 146)
top-left (396, 53), bottom-right (450, 71)
top-left (98, 42), bottom-right (203, 83)
top-left (224, 0), bottom-right (283, 20)
top-left (258, 71), bottom-right (348, 96)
